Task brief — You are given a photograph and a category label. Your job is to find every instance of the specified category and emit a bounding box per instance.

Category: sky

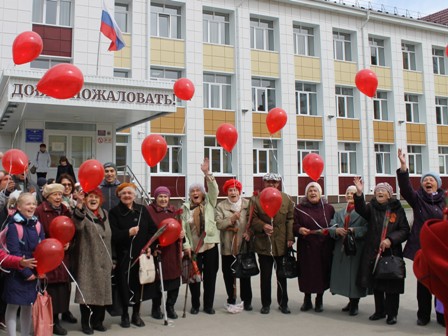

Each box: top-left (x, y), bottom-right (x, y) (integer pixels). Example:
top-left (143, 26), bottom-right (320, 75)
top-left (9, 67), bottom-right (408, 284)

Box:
top-left (368, 0), bottom-right (447, 17)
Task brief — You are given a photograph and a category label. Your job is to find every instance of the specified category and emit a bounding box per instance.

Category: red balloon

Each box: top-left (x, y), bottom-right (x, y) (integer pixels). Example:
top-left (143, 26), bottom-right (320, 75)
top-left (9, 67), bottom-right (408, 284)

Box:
top-left (37, 64), bottom-right (84, 99)
top-left (259, 187), bottom-right (283, 218)
top-left (157, 218), bottom-right (182, 247)
top-left (266, 107), bottom-right (287, 134)
top-left (1, 149), bottom-right (29, 175)
top-left (141, 134), bottom-right (167, 167)
top-left (173, 78), bottom-right (195, 101)
top-left (303, 153), bottom-right (324, 181)
top-left (216, 123), bottom-right (238, 152)
top-left (12, 31), bottom-right (43, 65)
top-left (445, 45), bottom-right (448, 58)
top-left (49, 216), bottom-right (75, 245)
top-left (355, 69), bottom-right (378, 98)
top-left (34, 238), bottom-right (64, 276)
top-left (78, 159), bottom-right (104, 192)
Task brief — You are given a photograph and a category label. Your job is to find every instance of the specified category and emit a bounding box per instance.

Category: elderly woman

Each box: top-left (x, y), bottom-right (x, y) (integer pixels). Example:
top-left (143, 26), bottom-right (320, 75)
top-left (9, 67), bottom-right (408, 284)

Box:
top-left (109, 183), bottom-right (158, 328)
top-left (146, 186), bottom-right (183, 320)
top-left (181, 158), bottom-right (219, 315)
top-left (294, 182), bottom-right (335, 313)
top-left (329, 185), bottom-right (368, 316)
top-left (73, 188), bottom-right (113, 334)
top-left (353, 178), bottom-right (410, 325)
top-left (57, 173), bottom-right (76, 213)
top-left (397, 148), bottom-right (445, 326)
top-left (216, 179), bottom-right (252, 311)
top-left (34, 183), bottom-right (76, 336)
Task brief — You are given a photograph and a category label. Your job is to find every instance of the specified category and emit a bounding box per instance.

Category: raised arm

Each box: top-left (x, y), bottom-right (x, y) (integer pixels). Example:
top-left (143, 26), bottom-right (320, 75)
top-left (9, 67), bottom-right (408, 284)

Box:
top-left (397, 148), bottom-right (407, 172)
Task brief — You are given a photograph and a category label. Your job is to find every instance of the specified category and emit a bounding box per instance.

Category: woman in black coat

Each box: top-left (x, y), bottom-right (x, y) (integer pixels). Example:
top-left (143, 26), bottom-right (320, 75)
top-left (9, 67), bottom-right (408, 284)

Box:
top-left (109, 183), bottom-right (158, 328)
top-left (56, 156), bottom-right (76, 183)
top-left (353, 177), bottom-right (409, 325)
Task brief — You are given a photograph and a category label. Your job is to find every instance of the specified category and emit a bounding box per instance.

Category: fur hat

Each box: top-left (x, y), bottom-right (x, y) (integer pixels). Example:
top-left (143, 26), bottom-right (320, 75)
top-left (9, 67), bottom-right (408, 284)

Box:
top-left (263, 173), bottom-right (281, 181)
top-left (305, 182), bottom-right (322, 198)
top-left (115, 182), bottom-right (137, 196)
top-left (222, 179), bottom-right (242, 195)
top-left (154, 186), bottom-right (171, 199)
top-left (421, 172), bottom-right (442, 189)
top-left (374, 182), bottom-right (393, 197)
top-left (42, 183), bottom-right (65, 198)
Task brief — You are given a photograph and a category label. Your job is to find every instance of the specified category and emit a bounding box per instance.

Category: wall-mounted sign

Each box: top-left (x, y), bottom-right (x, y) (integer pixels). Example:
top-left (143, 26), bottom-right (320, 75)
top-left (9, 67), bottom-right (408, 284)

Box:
top-left (25, 129), bottom-right (43, 143)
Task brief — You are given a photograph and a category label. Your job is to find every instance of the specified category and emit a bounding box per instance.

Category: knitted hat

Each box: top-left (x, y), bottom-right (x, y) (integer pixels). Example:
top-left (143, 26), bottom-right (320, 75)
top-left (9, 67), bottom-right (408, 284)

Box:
top-left (263, 173), bottom-right (281, 181)
top-left (374, 182), bottom-right (393, 197)
top-left (222, 179), bottom-right (242, 194)
top-left (42, 183), bottom-right (65, 198)
top-left (305, 182), bottom-right (322, 198)
top-left (154, 186), bottom-right (171, 199)
top-left (421, 172), bottom-right (442, 189)
top-left (115, 182), bottom-right (137, 196)
top-left (37, 177), bottom-right (47, 188)
top-left (103, 162), bottom-right (117, 171)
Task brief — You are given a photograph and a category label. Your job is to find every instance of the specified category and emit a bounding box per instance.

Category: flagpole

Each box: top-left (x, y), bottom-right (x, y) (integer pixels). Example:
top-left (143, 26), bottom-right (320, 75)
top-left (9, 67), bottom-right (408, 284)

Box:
top-left (97, 31), bottom-right (101, 76)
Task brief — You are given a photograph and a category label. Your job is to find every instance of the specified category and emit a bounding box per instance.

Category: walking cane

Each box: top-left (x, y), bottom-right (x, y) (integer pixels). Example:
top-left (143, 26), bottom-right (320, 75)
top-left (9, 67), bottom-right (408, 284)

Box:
top-left (157, 254), bottom-right (169, 326)
top-left (182, 258), bottom-right (190, 318)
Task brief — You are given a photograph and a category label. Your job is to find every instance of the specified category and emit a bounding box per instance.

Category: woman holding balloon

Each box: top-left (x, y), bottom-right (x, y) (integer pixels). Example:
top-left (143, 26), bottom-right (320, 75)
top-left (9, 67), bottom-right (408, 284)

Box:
top-left (73, 188), bottom-right (113, 334)
top-left (146, 186), bottom-right (184, 320)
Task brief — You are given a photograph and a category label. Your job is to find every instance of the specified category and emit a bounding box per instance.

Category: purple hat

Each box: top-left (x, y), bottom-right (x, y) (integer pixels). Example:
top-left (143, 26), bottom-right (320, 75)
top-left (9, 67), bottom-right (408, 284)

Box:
top-left (154, 186), bottom-right (171, 199)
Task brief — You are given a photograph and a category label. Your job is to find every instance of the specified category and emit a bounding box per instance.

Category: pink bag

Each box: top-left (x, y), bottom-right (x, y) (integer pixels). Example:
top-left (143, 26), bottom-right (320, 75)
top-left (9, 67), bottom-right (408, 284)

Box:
top-left (33, 290), bottom-right (53, 336)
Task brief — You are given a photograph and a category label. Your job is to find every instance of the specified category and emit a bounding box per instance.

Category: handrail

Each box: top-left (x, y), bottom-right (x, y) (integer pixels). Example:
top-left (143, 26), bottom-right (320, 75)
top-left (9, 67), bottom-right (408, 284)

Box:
top-left (116, 164), bottom-right (152, 205)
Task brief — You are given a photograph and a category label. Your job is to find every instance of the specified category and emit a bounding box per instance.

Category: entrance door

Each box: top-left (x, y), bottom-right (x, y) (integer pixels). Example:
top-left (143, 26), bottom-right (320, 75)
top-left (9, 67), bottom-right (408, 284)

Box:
top-left (48, 134), bottom-right (94, 168)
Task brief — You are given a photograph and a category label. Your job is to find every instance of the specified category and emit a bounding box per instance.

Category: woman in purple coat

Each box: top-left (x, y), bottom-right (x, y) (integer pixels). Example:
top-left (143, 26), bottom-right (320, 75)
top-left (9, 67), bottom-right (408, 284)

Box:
top-left (294, 182), bottom-right (335, 313)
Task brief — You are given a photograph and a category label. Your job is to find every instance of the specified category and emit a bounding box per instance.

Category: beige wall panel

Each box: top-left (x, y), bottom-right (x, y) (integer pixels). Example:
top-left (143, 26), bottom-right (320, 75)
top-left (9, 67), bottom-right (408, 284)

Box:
top-left (251, 50), bottom-right (279, 77)
top-left (406, 123), bottom-right (426, 144)
top-left (294, 56), bottom-right (321, 82)
top-left (297, 116), bottom-right (323, 140)
top-left (253, 112), bottom-right (281, 138)
top-left (434, 75), bottom-right (448, 96)
top-left (371, 66), bottom-right (392, 90)
top-left (203, 44), bottom-right (235, 72)
top-left (203, 110), bottom-right (235, 135)
top-left (337, 118), bottom-right (360, 141)
top-left (151, 108), bottom-right (185, 134)
top-left (403, 70), bottom-right (423, 93)
top-left (151, 37), bottom-right (185, 67)
top-left (438, 125), bottom-right (448, 145)
top-left (114, 34), bottom-right (132, 68)
top-left (334, 61), bottom-right (357, 86)
top-left (373, 120), bottom-right (394, 143)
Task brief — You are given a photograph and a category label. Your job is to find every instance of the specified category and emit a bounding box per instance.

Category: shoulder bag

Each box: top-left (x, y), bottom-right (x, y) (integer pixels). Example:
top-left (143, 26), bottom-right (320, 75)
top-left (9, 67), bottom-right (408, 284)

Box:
top-left (139, 253), bottom-right (156, 284)
top-left (277, 247), bottom-right (299, 279)
top-left (343, 230), bottom-right (357, 256)
top-left (374, 253), bottom-right (406, 280)
top-left (233, 238), bottom-right (259, 278)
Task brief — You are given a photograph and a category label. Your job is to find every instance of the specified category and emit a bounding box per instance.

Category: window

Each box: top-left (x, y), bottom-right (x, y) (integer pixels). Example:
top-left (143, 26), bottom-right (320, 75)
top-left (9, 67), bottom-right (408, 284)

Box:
top-left (203, 10), bottom-right (230, 45)
top-left (33, 0), bottom-right (72, 26)
top-left (252, 78), bottom-right (276, 112)
top-left (115, 3), bottom-right (130, 33)
top-left (250, 18), bottom-right (274, 51)
top-left (375, 144), bottom-right (391, 174)
top-left (116, 133), bottom-right (129, 168)
top-left (298, 141), bottom-right (319, 174)
top-left (114, 69), bottom-right (131, 78)
top-left (204, 137), bottom-right (231, 174)
top-left (30, 56), bottom-right (71, 69)
top-left (151, 3), bottom-right (181, 39)
top-left (436, 97), bottom-right (448, 125)
top-left (405, 94), bottom-right (419, 122)
top-left (370, 37), bottom-right (385, 66)
top-left (373, 91), bottom-right (389, 120)
top-left (402, 43), bottom-right (416, 70)
top-left (333, 31), bottom-right (352, 61)
top-left (407, 146), bottom-right (422, 174)
top-left (203, 73), bottom-right (232, 110)
top-left (295, 82), bottom-right (317, 115)
top-left (433, 48), bottom-right (446, 75)
top-left (335, 87), bottom-right (354, 118)
top-left (338, 143), bottom-right (357, 174)
top-left (253, 139), bottom-right (278, 174)
top-left (150, 67), bottom-right (181, 81)
top-left (439, 147), bottom-right (448, 175)
top-left (293, 25), bottom-right (314, 56)
top-left (151, 136), bottom-right (183, 174)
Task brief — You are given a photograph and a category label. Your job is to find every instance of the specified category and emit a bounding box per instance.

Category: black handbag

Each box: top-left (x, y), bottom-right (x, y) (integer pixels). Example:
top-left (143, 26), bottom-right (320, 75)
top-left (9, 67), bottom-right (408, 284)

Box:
top-left (343, 230), bottom-right (357, 256)
top-left (277, 247), bottom-right (299, 279)
top-left (374, 254), bottom-right (406, 280)
top-left (233, 239), bottom-right (259, 278)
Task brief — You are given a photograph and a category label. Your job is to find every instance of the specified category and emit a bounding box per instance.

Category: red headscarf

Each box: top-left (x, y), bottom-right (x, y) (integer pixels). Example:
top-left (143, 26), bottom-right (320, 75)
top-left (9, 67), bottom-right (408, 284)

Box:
top-left (222, 179), bottom-right (242, 195)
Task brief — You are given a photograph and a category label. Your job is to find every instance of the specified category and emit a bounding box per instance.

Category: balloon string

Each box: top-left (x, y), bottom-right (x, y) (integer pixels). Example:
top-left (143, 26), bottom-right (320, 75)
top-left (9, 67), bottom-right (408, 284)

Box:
top-left (11, 102), bottom-right (27, 148)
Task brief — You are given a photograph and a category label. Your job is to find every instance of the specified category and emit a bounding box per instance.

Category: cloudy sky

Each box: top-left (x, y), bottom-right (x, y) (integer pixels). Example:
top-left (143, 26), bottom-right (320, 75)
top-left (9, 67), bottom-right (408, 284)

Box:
top-left (368, 0), bottom-right (446, 16)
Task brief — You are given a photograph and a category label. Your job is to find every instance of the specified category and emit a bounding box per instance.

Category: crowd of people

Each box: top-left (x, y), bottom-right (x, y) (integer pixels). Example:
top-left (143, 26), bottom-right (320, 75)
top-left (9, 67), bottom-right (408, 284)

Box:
top-left (0, 150), bottom-right (446, 335)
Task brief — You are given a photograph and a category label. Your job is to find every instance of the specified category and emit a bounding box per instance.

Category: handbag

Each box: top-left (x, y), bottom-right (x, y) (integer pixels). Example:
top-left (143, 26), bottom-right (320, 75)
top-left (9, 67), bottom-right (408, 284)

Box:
top-left (138, 254), bottom-right (156, 285)
top-left (277, 247), bottom-right (299, 279)
top-left (233, 239), bottom-right (259, 278)
top-left (30, 165), bottom-right (37, 174)
top-left (374, 254), bottom-right (406, 280)
top-left (343, 230), bottom-right (357, 256)
top-left (33, 289), bottom-right (53, 336)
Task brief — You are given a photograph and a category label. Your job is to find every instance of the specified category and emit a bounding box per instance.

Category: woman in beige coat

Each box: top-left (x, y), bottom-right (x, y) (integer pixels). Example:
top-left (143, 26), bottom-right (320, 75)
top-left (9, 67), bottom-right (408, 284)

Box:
top-left (216, 179), bottom-right (252, 311)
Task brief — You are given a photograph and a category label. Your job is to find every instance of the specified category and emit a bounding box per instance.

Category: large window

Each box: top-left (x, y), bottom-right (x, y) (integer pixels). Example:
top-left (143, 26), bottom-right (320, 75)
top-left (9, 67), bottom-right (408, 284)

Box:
top-left (439, 147), bottom-right (448, 175)
top-left (433, 47), bottom-right (446, 75)
top-left (252, 78), bottom-right (276, 112)
top-left (405, 94), bottom-right (419, 123)
top-left (296, 82), bottom-right (317, 115)
top-left (335, 87), bottom-right (354, 118)
top-left (333, 31), bottom-right (352, 61)
top-left (373, 91), bottom-right (389, 120)
top-left (298, 141), bottom-right (319, 174)
top-left (370, 37), bottom-right (385, 66)
top-left (253, 139), bottom-right (278, 174)
top-left (203, 10), bottom-right (230, 45)
top-left (150, 136), bottom-right (183, 174)
top-left (203, 73), bottom-right (231, 110)
top-left (375, 144), bottom-right (391, 174)
top-left (151, 3), bottom-right (181, 39)
top-left (293, 25), bottom-right (314, 56)
top-left (30, 56), bottom-right (71, 69)
top-left (407, 146), bottom-right (422, 174)
top-left (33, 0), bottom-right (72, 26)
top-left (436, 97), bottom-right (448, 125)
top-left (338, 143), bottom-right (357, 174)
top-left (115, 3), bottom-right (130, 33)
top-left (250, 18), bottom-right (274, 51)
top-left (204, 137), bottom-right (231, 174)
top-left (402, 43), bottom-right (416, 70)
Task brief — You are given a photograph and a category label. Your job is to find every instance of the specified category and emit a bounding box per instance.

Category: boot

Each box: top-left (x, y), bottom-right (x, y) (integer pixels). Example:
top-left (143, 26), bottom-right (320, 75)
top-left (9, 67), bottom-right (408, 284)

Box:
top-left (349, 298), bottom-right (359, 316)
top-left (315, 294), bottom-right (323, 313)
top-left (300, 294), bottom-right (313, 311)
top-left (166, 289), bottom-right (178, 319)
top-left (166, 305), bottom-right (178, 319)
top-left (53, 315), bottom-right (67, 336)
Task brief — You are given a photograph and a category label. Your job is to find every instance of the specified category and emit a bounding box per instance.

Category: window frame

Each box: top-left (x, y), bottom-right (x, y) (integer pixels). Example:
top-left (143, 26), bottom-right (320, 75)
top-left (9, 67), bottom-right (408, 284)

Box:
top-left (338, 143), bottom-right (357, 175)
top-left (150, 135), bottom-right (183, 174)
top-left (250, 18), bottom-right (275, 51)
top-left (30, 56), bottom-right (71, 69)
top-left (253, 139), bottom-right (278, 175)
top-left (203, 73), bottom-right (232, 110)
top-left (369, 37), bottom-right (385, 66)
top-left (252, 78), bottom-right (276, 112)
top-left (115, 2), bottom-right (130, 33)
top-left (293, 24), bottom-right (314, 56)
top-left (32, 0), bottom-right (72, 27)
top-left (150, 3), bottom-right (182, 39)
top-left (433, 47), bottom-right (446, 75)
top-left (333, 30), bottom-right (352, 61)
top-left (407, 145), bottom-right (422, 175)
top-left (297, 141), bottom-right (320, 174)
top-left (374, 144), bottom-right (392, 175)
top-left (335, 87), bottom-right (354, 118)
top-left (439, 146), bottom-right (448, 175)
top-left (203, 10), bottom-right (230, 45)
top-left (204, 137), bottom-right (232, 175)
top-left (373, 91), bottom-right (389, 121)
top-left (405, 94), bottom-right (420, 123)
top-left (436, 97), bottom-right (448, 125)
top-left (402, 43), bottom-right (417, 71)
top-left (295, 82), bottom-right (317, 116)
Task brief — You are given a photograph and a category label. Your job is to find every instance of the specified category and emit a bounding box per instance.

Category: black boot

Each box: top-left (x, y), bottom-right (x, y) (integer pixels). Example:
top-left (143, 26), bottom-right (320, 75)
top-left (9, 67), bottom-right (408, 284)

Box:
top-left (349, 298), bottom-right (359, 316)
top-left (315, 294), bottom-right (323, 313)
top-left (165, 289), bottom-right (178, 319)
top-left (80, 305), bottom-right (93, 335)
top-left (300, 294), bottom-right (313, 311)
top-left (120, 312), bottom-right (130, 328)
top-left (166, 305), bottom-right (178, 319)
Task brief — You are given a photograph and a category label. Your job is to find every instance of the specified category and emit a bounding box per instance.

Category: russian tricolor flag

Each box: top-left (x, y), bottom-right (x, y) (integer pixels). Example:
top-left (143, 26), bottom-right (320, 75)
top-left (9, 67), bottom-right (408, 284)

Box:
top-left (100, 0), bottom-right (125, 51)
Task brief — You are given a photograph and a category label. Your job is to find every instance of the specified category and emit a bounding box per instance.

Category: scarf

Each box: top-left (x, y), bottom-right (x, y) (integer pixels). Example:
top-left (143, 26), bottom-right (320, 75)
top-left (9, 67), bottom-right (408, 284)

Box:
top-left (229, 198), bottom-right (242, 213)
top-left (344, 203), bottom-right (355, 230)
top-left (190, 202), bottom-right (205, 236)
